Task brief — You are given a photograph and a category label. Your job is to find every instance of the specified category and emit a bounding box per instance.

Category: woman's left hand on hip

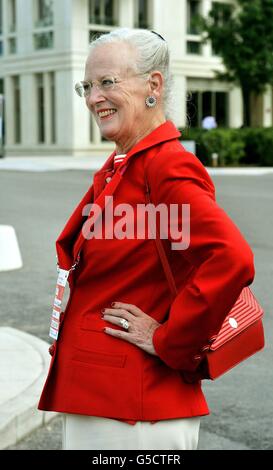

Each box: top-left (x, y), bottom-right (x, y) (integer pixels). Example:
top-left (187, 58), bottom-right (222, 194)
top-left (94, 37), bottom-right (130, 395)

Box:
top-left (102, 302), bottom-right (161, 356)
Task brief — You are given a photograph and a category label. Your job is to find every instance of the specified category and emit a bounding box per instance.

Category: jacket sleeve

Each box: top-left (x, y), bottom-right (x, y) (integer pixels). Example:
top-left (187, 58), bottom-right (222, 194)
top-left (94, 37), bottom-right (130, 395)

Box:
top-left (148, 149), bottom-right (255, 372)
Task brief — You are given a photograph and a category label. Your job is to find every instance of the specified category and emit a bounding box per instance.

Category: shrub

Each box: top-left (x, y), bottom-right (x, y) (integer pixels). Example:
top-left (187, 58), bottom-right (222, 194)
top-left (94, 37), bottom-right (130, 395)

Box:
top-left (240, 128), bottom-right (273, 166)
top-left (179, 127), bottom-right (273, 166)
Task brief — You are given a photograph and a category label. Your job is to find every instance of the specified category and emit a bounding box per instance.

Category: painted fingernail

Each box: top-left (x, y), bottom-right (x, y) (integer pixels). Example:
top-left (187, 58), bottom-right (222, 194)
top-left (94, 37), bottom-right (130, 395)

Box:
top-left (101, 309), bottom-right (105, 313)
top-left (111, 302), bottom-right (116, 307)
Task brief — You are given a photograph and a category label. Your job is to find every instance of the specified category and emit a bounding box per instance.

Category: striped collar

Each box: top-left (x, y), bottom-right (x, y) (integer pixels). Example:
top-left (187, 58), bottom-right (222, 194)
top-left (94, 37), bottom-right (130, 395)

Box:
top-left (113, 153), bottom-right (127, 170)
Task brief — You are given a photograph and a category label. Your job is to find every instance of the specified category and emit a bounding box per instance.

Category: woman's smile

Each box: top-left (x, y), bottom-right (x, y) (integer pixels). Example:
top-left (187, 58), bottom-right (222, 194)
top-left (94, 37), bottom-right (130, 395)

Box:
top-left (97, 108), bottom-right (117, 120)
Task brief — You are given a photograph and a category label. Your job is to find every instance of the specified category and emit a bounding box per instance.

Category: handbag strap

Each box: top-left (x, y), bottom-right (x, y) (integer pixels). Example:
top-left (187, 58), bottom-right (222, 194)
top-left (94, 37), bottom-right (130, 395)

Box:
top-left (144, 174), bottom-right (178, 301)
top-left (71, 162), bottom-right (129, 269)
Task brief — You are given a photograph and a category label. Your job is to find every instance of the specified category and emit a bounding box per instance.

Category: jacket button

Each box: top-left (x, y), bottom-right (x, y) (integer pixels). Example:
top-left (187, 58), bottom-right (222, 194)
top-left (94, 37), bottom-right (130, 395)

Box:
top-left (193, 354), bottom-right (202, 361)
top-left (105, 176), bottom-right (112, 183)
top-left (201, 345), bottom-right (210, 352)
top-left (208, 335), bottom-right (217, 344)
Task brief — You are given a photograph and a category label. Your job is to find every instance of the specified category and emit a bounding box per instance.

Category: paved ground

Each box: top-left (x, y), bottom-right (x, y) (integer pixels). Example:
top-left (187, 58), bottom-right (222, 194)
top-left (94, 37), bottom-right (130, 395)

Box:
top-left (0, 167), bottom-right (272, 450)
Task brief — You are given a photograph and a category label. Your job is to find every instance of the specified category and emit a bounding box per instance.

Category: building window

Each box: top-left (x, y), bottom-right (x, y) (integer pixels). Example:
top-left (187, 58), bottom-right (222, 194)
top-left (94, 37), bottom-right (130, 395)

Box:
top-left (0, 0), bottom-right (2, 35)
top-left (13, 76), bottom-right (21, 143)
top-left (186, 40), bottom-right (201, 54)
top-left (215, 92), bottom-right (228, 127)
top-left (88, 0), bottom-right (118, 26)
top-left (34, 31), bottom-right (53, 49)
top-left (8, 0), bottom-right (16, 32)
top-left (89, 30), bottom-right (108, 43)
top-left (134, 0), bottom-right (150, 29)
top-left (35, 0), bottom-right (53, 27)
top-left (187, 0), bottom-right (201, 35)
top-left (36, 73), bottom-right (45, 143)
top-left (0, 0), bottom-right (3, 55)
top-left (8, 37), bottom-right (16, 54)
top-left (5, 0), bottom-right (17, 54)
top-left (33, 0), bottom-right (54, 50)
top-left (187, 90), bottom-right (228, 127)
top-left (186, 0), bottom-right (202, 55)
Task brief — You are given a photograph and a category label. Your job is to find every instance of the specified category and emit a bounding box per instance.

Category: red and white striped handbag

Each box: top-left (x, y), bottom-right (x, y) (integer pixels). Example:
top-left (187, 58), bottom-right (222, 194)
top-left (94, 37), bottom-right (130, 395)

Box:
top-left (205, 287), bottom-right (264, 379)
top-left (144, 177), bottom-right (265, 381)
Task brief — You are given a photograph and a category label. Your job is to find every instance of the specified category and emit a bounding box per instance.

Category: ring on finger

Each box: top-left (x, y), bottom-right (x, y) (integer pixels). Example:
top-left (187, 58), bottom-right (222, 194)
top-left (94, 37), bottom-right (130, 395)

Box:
top-left (120, 318), bottom-right (129, 330)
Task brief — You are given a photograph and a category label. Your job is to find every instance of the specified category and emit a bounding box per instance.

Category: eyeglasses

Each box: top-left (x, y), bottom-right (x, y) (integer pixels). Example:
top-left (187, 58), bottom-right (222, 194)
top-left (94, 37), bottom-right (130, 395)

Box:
top-left (75, 77), bottom-right (121, 98)
top-left (75, 73), bottom-right (149, 98)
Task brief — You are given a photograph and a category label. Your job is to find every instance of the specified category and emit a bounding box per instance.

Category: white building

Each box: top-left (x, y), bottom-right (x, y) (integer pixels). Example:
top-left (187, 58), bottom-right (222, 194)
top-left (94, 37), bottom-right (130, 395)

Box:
top-left (0, 0), bottom-right (272, 157)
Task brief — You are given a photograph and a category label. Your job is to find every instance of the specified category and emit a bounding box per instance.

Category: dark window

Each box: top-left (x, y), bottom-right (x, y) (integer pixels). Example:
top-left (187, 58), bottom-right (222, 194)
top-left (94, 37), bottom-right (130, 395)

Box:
top-left (186, 91), bottom-right (198, 127)
top-left (37, 74), bottom-right (45, 143)
top-left (0, 0), bottom-right (2, 35)
top-left (202, 91), bottom-right (212, 117)
top-left (89, 0), bottom-right (117, 26)
top-left (187, 90), bottom-right (228, 127)
top-left (8, 0), bottom-right (16, 32)
top-left (216, 92), bottom-right (228, 127)
top-left (89, 0), bottom-right (101, 23)
top-left (36, 0), bottom-right (53, 27)
top-left (136, 0), bottom-right (149, 29)
top-left (8, 37), bottom-right (16, 54)
top-left (13, 76), bottom-right (21, 143)
top-left (105, 0), bottom-right (114, 25)
top-left (0, 78), bottom-right (4, 148)
top-left (89, 30), bottom-right (107, 43)
top-left (50, 72), bottom-right (56, 144)
top-left (187, 0), bottom-right (201, 35)
top-left (34, 31), bottom-right (53, 49)
top-left (187, 41), bottom-right (201, 54)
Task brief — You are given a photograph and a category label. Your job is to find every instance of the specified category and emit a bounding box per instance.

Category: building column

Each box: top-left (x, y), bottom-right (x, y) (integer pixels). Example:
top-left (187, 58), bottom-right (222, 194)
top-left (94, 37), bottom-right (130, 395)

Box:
top-left (55, 70), bottom-right (75, 150)
top-left (119, 0), bottom-right (134, 27)
top-left (16, 0), bottom-right (33, 55)
top-left (229, 86), bottom-right (243, 128)
top-left (71, 67), bottom-right (90, 152)
top-left (263, 85), bottom-right (272, 127)
top-left (70, 0), bottom-right (89, 51)
top-left (20, 74), bottom-right (38, 146)
top-left (173, 74), bottom-right (187, 128)
top-left (153, 0), bottom-right (185, 60)
top-left (4, 76), bottom-right (15, 145)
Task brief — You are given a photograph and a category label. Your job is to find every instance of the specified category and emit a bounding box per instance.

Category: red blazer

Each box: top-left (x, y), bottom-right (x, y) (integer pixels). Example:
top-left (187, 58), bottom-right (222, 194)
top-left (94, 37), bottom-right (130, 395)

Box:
top-left (38, 121), bottom-right (255, 421)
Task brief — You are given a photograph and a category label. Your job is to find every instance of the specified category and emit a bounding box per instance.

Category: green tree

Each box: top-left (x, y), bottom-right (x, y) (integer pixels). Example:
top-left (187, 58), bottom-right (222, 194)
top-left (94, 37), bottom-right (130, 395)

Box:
top-left (199, 0), bottom-right (273, 127)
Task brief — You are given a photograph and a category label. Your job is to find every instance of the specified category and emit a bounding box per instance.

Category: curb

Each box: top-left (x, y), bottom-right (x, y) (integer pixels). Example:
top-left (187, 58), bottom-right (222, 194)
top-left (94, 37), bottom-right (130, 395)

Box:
top-left (0, 225), bottom-right (23, 272)
top-left (0, 327), bottom-right (57, 449)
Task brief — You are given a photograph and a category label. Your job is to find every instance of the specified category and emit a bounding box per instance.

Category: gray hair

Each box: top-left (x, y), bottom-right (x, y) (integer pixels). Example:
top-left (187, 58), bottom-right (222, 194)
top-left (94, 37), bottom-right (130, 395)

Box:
top-left (88, 28), bottom-right (174, 120)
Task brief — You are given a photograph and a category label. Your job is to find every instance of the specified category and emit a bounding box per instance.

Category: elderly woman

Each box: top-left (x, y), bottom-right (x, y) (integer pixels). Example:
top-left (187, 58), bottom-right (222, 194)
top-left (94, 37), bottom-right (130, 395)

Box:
top-left (38, 28), bottom-right (255, 450)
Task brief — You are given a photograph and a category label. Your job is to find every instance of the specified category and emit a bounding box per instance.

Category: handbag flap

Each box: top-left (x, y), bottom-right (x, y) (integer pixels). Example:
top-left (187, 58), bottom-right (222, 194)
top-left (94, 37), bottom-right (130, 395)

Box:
top-left (210, 287), bottom-right (264, 351)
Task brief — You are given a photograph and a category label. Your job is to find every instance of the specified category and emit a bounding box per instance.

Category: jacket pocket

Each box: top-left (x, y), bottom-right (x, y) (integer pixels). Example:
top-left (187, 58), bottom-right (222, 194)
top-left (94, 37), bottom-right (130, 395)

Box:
top-left (80, 314), bottom-right (105, 331)
top-left (72, 348), bottom-right (127, 368)
top-left (78, 313), bottom-right (127, 355)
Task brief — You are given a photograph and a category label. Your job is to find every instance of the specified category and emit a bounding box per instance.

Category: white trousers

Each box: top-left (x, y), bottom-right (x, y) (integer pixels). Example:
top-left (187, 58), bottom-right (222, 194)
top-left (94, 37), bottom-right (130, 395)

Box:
top-left (62, 414), bottom-right (201, 450)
